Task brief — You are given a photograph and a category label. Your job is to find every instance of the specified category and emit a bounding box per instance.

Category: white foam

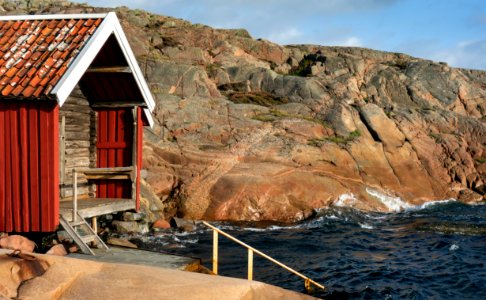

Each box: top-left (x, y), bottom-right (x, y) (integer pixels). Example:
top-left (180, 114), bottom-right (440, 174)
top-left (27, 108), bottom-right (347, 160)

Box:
top-left (415, 199), bottom-right (456, 210)
top-left (366, 188), bottom-right (413, 212)
top-left (217, 223), bottom-right (303, 232)
top-left (449, 244), bottom-right (459, 251)
top-left (359, 223), bottom-right (374, 229)
top-left (181, 238), bottom-right (199, 244)
top-left (334, 193), bottom-right (358, 207)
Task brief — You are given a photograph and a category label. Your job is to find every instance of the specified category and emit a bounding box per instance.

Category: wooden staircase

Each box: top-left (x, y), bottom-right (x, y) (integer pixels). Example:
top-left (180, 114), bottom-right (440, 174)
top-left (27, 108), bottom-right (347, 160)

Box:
top-left (59, 213), bottom-right (109, 255)
top-left (58, 166), bottom-right (138, 255)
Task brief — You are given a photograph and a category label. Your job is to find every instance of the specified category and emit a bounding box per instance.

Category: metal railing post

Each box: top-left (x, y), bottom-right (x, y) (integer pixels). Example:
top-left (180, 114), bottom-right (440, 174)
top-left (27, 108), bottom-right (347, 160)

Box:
top-left (213, 230), bottom-right (218, 275)
top-left (248, 249), bottom-right (253, 281)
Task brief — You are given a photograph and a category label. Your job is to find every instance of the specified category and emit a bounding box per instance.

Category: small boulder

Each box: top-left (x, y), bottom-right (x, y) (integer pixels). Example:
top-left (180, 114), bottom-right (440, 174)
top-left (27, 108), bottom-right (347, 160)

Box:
top-left (138, 223), bottom-right (150, 234)
top-left (122, 212), bottom-right (145, 222)
top-left (46, 244), bottom-right (67, 256)
top-left (112, 221), bottom-right (139, 233)
top-left (68, 244), bottom-right (79, 253)
top-left (107, 237), bottom-right (138, 249)
top-left (0, 235), bottom-right (35, 252)
top-left (57, 230), bottom-right (74, 243)
top-left (170, 217), bottom-right (196, 232)
top-left (152, 219), bottom-right (171, 230)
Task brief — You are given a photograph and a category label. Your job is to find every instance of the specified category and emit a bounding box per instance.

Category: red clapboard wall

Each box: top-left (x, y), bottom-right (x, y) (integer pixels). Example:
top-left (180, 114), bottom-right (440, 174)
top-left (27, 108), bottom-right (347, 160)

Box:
top-left (0, 101), bottom-right (59, 232)
top-left (96, 108), bottom-right (134, 199)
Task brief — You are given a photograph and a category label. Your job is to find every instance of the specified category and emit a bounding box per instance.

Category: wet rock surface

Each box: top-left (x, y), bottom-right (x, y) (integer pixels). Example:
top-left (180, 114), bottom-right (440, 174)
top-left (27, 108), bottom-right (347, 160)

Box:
top-left (0, 249), bottom-right (312, 300)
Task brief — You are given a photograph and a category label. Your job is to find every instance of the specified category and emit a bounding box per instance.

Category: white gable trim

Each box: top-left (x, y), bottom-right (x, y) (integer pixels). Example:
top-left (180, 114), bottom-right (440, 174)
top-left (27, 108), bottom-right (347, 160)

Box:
top-left (143, 108), bottom-right (154, 128)
top-left (52, 13), bottom-right (114, 106)
top-left (111, 14), bottom-right (156, 112)
top-left (0, 13), bottom-right (108, 21)
top-left (51, 12), bottom-right (155, 127)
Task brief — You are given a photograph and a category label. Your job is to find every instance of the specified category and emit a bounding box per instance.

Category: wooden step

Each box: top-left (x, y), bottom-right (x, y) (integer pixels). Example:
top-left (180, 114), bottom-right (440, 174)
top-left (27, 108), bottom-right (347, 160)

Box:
top-left (70, 219), bottom-right (86, 226)
top-left (81, 235), bottom-right (97, 244)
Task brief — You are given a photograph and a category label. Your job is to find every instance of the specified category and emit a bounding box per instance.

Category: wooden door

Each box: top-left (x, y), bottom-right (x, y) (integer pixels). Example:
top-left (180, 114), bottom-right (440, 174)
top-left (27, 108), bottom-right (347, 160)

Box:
top-left (96, 108), bottom-right (133, 199)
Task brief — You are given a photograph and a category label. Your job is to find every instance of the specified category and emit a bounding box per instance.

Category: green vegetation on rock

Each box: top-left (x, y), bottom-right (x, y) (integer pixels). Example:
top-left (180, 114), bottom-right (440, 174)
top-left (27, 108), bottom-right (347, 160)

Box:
top-left (229, 91), bottom-right (288, 106)
top-left (429, 133), bottom-right (443, 143)
top-left (308, 130), bottom-right (361, 147)
top-left (289, 52), bottom-right (326, 77)
top-left (252, 108), bottom-right (329, 128)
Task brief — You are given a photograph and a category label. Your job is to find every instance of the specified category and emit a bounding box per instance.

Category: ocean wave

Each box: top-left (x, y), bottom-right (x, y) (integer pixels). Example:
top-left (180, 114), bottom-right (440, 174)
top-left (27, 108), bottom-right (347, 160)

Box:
top-left (366, 188), bottom-right (457, 213)
top-left (232, 223), bottom-right (304, 232)
top-left (449, 243), bottom-right (460, 251)
top-left (203, 197), bottom-right (460, 233)
top-left (366, 188), bottom-right (414, 212)
top-left (359, 222), bottom-right (374, 229)
top-left (412, 199), bottom-right (456, 210)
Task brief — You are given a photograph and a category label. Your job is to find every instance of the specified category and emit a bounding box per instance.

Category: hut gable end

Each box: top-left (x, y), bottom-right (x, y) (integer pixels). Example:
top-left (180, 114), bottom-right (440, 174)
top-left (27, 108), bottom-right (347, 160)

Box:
top-left (0, 13), bottom-right (155, 233)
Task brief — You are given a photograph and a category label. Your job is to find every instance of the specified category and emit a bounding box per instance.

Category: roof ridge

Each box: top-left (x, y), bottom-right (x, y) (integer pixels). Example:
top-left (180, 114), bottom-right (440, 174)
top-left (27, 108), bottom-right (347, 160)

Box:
top-left (0, 13), bottom-right (108, 21)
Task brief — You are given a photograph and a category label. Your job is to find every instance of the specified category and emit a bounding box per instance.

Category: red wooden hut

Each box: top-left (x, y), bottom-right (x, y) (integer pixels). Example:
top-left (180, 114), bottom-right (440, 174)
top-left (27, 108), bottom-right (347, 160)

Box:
top-left (0, 12), bottom-right (155, 235)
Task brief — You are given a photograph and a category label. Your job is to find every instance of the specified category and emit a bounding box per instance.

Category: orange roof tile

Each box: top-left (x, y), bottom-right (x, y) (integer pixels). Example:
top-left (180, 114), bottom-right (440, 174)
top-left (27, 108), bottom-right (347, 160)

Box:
top-left (0, 17), bottom-right (102, 99)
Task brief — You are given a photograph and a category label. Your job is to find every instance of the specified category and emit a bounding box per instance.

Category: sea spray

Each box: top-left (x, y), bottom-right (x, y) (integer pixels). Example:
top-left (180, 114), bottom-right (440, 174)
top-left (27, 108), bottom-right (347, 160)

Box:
top-left (366, 188), bottom-right (413, 212)
top-left (334, 193), bottom-right (358, 207)
top-left (413, 199), bottom-right (456, 210)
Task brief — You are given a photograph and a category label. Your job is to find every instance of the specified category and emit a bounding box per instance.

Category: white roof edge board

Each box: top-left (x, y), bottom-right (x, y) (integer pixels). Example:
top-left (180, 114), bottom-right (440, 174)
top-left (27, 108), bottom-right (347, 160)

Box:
top-left (0, 13), bottom-right (108, 21)
top-left (144, 108), bottom-right (154, 128)
top-left (110, 13), bottom-right (156, 112)
top-left (51, 13), bottom-right (114, 105)
top-left (50, 12), bottom-right (156, 126)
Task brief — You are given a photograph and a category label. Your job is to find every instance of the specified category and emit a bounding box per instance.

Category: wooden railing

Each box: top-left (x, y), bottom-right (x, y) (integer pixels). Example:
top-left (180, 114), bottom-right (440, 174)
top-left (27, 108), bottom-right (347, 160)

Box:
top-left (72, 166), bottom-right (135, 222)
top-left (202, 221), bottom-right (325, 293)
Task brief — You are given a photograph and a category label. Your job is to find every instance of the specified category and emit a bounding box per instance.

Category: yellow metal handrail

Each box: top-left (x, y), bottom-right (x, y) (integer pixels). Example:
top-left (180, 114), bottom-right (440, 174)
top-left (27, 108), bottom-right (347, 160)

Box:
top-left (202, 221), bottom-right (325, 292)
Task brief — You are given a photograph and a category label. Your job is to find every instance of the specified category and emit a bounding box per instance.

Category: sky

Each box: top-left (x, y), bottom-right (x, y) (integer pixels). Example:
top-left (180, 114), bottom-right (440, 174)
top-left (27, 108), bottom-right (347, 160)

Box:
top-left (76, 0), bottom-right (486, 70)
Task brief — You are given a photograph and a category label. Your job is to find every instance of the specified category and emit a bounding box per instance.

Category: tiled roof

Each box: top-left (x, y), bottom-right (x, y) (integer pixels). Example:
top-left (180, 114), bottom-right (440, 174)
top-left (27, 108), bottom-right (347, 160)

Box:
top-left (0, 17), bottom-right (102, 98)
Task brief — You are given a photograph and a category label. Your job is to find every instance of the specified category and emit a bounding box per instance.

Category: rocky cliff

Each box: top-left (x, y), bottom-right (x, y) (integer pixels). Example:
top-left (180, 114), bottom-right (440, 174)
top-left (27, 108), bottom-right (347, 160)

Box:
top-left (4, 1), bottom-right (485, 222)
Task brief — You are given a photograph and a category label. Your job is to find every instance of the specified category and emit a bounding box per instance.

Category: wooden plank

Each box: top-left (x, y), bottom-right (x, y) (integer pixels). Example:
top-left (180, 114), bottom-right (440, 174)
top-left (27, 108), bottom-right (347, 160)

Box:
top-left (136, 107), bottom-right (143, 211)
top-left (97, 110), bottom-right (108, 198)
top-left (19, 104), bottom-right (30, 232)
top-left (131, 108), bottom-right (137, 204)
top-left (108, 110), bottom-right (117, 197)
top-left (28, 104), bottom-right (40, 231)
top-left (60, 198), bottom-right (135, 219)
top-left (39, 104), bottom-right (50, 232)
top-left (0, 102), bottom-right (5, 231)
top-left (60, 115), bottom-right (66, 185)
top-left (5, 103), bottom-right (13, 231)
top-left (51, 104), bottom-right (60, 230)
top-left (96, 142), bottom-right (128, 149)
top-left (86, 66), bottom-right (132, 73)
top-left (116, 109), bottom-right (125, 197)
top-left (85, 174), bottom-right (131, 180)
top-left (83, 166), bottom-right (134, 173)
top-left (10, 103), bottom-right (21, 232)
top-left (91, 102), bottom-right (146, 108)
top-left (78, 201), bottom-right (135, 218)
top-left (125, 108), bottom-right (134, 199)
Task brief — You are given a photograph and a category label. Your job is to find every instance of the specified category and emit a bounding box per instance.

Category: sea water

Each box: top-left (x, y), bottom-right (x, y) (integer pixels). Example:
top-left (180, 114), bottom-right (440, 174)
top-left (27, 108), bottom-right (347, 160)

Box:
top-left (131, 201), bottom-right (486, 299)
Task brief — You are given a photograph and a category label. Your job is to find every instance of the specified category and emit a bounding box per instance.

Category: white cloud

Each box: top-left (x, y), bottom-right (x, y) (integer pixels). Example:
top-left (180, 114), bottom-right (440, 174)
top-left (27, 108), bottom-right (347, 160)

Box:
top-left (267, 28), bottom-right (303, 44)
top-left (431, 39), bottom-right (486, 70)
top-left (326, 36), bottom-right (363, 47)
top-left (339, 36), bottom-right (363, 47)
